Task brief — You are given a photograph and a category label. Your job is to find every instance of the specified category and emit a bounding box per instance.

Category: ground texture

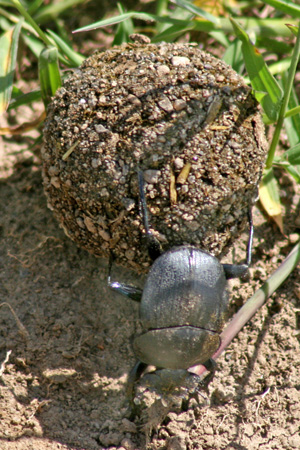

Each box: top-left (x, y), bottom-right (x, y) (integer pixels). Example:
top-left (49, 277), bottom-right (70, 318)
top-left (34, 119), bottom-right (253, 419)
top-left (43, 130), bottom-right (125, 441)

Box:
top-left (1, 102), bottom-right (300, 450)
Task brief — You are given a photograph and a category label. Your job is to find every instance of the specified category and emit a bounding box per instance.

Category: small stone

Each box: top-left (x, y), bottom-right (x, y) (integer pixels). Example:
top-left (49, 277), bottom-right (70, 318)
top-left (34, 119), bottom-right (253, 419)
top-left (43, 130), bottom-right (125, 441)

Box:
top-left (98, 432), bottom-right (122, 447)
top-left (289, 233), bottom-right (299, 244)
top-left (95, 124), bottom-right (109, 133)
top-left (84, 216), bottom-right (97, 234)
top-left (289, 435), bottom-right (300, 448)
top-left (174, 157), bottom-right (184, 169)
top-left (127, 94), bottom-right (142, 106)
top-left (157, 65), bottom-right (170, 76)
top-left (171, 56), bottom-right (190, 66)
top-left (122, 198), bottom-right (135, 211)
top-left (125, 249), bottom-right (135, 260)
top-left (144, 170), bottom-right (161, 184)
top-left (129, 33), bottom-right (151, 44)
top-left (91, 158), bottom-right (99, 168)
top-left (174, 99), bottom-right (187, 111)
top-left (120, 437), bottom-right (136, 450)
top-left (158, 96), bottom-right (173, 113)
top-left (50, 176), bottom-right (60, 188)
top-left (121, 418), bottom-right (137, 433)
top-left (167, 436), bottom-right (186, 450)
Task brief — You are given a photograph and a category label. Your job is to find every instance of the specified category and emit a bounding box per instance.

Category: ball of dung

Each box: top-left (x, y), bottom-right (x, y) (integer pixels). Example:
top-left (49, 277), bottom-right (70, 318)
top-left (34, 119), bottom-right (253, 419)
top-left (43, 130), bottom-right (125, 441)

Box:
top-left (42, 40), bottom-right (267, 272)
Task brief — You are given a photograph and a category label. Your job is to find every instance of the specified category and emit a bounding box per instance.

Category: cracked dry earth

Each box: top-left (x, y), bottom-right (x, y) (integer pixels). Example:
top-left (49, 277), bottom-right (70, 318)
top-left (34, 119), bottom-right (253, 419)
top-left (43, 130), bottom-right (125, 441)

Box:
top-left (0, 135), bottom-right (300, 449)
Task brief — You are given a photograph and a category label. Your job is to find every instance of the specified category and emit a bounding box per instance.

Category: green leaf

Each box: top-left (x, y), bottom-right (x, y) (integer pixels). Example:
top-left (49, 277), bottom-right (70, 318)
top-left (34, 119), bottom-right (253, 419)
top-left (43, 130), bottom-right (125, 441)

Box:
top-left (230, 17), bottom-right (283, 122)
top-left (268, 59), bottom-right (292, 77)
top-left (46, 29), bottom-right (84, 66)
top-left (73, 11), bottom-right (157, 33)
top-left (152, 22), bottom-right (195, 42)
top-left (282, 75), bottom-right (300, 147)
top-left (112, 3), bottom-right (135, 46)
top-left (33, 0), bottom-right (87, 24)
top-left (22, 32), bottom-right (45, 58)
top-left (280, 143), bottom-right (300, 165)
top-left (253, 91), bottom-right (267, 103)
top-left (286, 24), bottom-right (298, 37)
top-left (171, 0), bottom-right (219, 25)
top-left (263, 0), bottom-right (300, 18)
top-left (10, 0), bottom-right (52, 46)
top-left (8, 89), bottom-right (42, 110)
top-left (284, 164), bottom-right (300, 183)
top-left (38, 46), bottom-right (61, 108)
top-left (285, 105), bottom-right (300, 118)
top-left (0, 20), bottom-right (23, 114)
top-left (27, 0), bottom-right (44, 15)
top-left (223, 38), bottom-right (244, 73)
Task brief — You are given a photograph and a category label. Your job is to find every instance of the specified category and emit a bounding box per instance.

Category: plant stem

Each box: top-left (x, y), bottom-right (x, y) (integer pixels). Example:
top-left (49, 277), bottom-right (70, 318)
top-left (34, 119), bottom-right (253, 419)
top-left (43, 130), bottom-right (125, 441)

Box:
top-left (266, 22), bottom-right (300, 168)
top-left (10, 0), bottom-right (52, 47)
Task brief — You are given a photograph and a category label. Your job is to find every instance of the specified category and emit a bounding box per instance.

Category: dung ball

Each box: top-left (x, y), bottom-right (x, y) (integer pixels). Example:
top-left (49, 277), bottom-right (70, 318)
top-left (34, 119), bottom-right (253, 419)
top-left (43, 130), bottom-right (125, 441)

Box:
top-left (42, 40), bottom-right (267, 272)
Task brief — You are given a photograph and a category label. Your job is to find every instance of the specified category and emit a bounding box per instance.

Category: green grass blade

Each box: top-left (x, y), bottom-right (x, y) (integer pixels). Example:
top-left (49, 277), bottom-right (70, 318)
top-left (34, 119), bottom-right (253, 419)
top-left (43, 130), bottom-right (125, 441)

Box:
top-left (263, 0), bottom-right (300, 18)
top-left (8, 89), bottom-right (42, 110)
top-left (33, 0), bottom-right (87, 24)
top-left (10, 0), bottom-right (52, 46)
top-left (222, 38), bottom-right (244, 73)
top-left (38, 46), bottom-right (61, 108)
top-left (284, 164), bottom-right (300, 183)
top-left (286, 24), bottom-right (298, 37)
top-left (73, 12), bottom-right (189, 33)
top-left (27, 0), bottom-right (44, 15)
top-left (152, 21), bottom-right (194, 42)
top-left (22, 32), bottom-right (45, 58)
top-left (171, 0), bottom-right (219, 24)
top-left (280, 143), bottom-right (300, 165)
top-left (266, 23), bottom-right (300, 168)
top-left (112, 2), bottom-right (135, 46)
top-left (268, 59), bottom-right (292, 77)
top-left (285, 105), bottom-right (300, 118)
top-left (282, 76), bottom-right (300, 147)
top-left (74, 14), bottom-right (295, 37)
top-left (0, 20), bottom-right (23, 114)
top-left (73, 12), bottom-right (155, 33)
top-left (46, 29), bottom-right (84, 66)
top-left (230, 17), bottom-right (283, 122)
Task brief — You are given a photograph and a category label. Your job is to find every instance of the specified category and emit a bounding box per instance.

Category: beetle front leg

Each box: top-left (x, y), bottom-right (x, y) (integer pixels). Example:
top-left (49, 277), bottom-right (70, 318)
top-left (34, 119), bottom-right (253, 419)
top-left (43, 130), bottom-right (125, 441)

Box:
top-left (108, 279), bottom-right (143, 302)
top-left (108, 253), bottom-right (143, 302)
top-left (138, 168), bottom-right (162, 262)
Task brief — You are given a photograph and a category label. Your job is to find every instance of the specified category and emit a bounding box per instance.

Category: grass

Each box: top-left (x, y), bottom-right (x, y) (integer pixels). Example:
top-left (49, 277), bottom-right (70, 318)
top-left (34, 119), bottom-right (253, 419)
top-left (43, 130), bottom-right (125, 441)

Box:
top-left (0, 0), bottom-right (300, 363)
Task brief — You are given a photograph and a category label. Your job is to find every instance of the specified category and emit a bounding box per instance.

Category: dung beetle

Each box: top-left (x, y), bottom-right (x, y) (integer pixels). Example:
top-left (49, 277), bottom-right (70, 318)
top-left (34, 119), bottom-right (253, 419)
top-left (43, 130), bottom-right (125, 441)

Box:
top-left (108, 169), bottom-right (253, 398)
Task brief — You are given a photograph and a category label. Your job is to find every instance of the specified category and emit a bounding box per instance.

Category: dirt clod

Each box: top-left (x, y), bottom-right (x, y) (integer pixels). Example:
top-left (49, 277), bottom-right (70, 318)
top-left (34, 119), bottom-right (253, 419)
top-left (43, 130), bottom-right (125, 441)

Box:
top-left (42, 41), bottom-right (267, 271)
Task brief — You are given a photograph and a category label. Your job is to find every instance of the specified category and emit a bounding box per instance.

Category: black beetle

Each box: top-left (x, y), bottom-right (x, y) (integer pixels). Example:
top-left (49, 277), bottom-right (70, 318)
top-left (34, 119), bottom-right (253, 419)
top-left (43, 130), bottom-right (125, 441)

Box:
top-left (108, 169), bottom-right (253, 397)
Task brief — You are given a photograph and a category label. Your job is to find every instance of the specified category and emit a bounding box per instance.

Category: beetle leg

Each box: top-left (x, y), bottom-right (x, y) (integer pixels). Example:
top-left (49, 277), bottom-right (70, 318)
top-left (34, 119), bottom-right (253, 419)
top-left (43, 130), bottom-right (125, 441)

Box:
top-left (108, 279), bottom-right (143, 302)
top-left (138, 168), bottom-right (162, 261)
top-left (126, 361), bottom-right (149, 417)
top-left (222, 209), bottom-right (254, 280)
top-left (108, 252), bottom-right (143, 302)
top-left (222, 263), bottom-right (249, 279)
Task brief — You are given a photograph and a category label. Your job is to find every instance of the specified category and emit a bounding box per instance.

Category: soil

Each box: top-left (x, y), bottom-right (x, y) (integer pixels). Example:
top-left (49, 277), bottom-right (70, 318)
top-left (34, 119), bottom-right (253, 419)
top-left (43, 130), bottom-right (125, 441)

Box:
top-left (1, 15), bottom-right (300, 444)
